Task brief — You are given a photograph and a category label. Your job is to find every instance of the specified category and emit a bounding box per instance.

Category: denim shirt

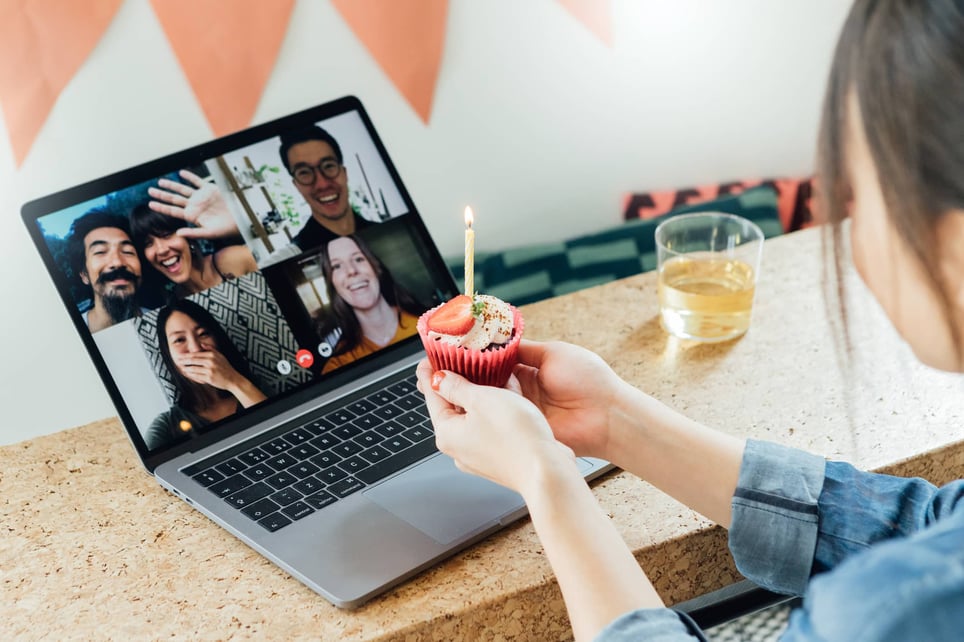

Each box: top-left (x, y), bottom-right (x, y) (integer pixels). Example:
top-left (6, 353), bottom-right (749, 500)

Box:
top-left (596, 439), bottom-right (964, 641)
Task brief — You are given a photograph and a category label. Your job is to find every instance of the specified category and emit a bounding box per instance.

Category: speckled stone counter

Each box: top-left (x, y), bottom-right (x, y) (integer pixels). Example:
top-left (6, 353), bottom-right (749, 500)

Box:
top-left (3, 227), bottom-right (963, 640)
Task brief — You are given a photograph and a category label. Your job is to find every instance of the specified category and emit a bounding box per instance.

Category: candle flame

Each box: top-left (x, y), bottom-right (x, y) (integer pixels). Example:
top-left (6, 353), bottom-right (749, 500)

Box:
top-left (464, 206), bottom-right (474, 229)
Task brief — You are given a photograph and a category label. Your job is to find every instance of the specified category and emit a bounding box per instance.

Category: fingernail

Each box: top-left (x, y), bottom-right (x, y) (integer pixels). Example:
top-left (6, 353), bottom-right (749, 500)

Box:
top-left (431, 371), bottom-right (445, 391)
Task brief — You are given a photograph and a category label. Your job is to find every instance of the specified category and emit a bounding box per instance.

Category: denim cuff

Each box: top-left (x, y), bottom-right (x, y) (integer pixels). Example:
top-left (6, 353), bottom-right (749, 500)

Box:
top-left (728, 439), bottom-right (826, 595)
top-left (594, 607), bottom-right (708, 641)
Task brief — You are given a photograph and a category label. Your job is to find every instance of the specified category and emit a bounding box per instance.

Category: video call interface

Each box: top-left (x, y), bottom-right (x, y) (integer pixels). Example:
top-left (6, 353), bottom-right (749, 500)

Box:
top-left (35, 109), bottom-right (452, 454)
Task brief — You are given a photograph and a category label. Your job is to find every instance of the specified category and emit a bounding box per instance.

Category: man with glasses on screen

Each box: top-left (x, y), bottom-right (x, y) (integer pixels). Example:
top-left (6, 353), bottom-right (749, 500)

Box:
top-left (147, 125), bottom-right (375, 264)
top-left (278, 125), bottom-right (373, 254)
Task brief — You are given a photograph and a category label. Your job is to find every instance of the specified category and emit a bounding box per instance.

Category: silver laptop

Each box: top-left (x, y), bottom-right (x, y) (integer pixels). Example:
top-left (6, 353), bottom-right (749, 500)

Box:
top-left (21, 95), bottom-right (611, 608)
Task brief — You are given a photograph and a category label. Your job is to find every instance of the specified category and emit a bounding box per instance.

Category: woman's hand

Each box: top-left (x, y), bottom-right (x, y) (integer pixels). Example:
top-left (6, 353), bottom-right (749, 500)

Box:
top-left (512, 340), bottom-right (627, 460)
top-left (148, 169), bottom-right (241, 240)
top-left (417, 358), bottom-right (664, 641)
top-left (173, 348), bottom-right (242, 389)
top-left (173, 349), bottom-right (266, 407)
top-left (415, 360), bottom-right (581, 498)
top-left (512, 340), bottom-right (745, 527)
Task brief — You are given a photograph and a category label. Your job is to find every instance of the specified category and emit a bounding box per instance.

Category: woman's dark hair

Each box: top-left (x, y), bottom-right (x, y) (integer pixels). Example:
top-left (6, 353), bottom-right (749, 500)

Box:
top-left (129, 202), bottom-right (203, 299)
top-left (130, 201), bottom-right (189, 249)
top-left (156, 299), bottom-right (258, 412)
top-left (315, 234), bottom-right (426, 355)
top-left (817, 0), bottom-right (964, 363)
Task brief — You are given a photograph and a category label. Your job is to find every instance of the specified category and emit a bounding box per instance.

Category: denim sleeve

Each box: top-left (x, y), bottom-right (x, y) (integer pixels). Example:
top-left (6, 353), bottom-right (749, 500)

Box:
top-left (594, 609), bottom-right (708, 641)
top-left (729, 439), bottom-right (964, 595)
top-left (728, 439), bottom-right (827, 595)
top-left (600, 441), bottom-right (964, 641)
top-left (810, 457), bottom-right (964, 574)
top-left (782, 476), bottom-right (964, 642)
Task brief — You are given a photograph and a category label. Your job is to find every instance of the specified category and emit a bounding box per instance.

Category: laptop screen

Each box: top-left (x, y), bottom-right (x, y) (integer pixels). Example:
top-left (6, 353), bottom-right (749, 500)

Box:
top-left (22, 96), bottom-right (457, 466)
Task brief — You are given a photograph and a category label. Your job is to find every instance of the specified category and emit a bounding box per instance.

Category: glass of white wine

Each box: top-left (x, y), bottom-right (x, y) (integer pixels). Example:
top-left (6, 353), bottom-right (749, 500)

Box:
top-left (655, 212), bottom-right (764, 342)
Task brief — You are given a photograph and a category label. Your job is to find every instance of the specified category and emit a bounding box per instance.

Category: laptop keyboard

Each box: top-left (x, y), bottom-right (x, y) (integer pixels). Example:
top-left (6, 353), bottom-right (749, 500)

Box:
top-left (183, 372), bottom-right (437, 532)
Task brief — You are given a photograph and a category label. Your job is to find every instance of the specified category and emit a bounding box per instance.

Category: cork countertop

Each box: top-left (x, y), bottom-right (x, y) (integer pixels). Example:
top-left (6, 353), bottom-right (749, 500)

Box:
top-left (3, 227), bottom-right (963, 640)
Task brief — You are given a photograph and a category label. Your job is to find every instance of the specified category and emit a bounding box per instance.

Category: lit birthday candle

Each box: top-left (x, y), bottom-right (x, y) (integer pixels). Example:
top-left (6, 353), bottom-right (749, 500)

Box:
top-left (464, 206), bottom-right (475, 298)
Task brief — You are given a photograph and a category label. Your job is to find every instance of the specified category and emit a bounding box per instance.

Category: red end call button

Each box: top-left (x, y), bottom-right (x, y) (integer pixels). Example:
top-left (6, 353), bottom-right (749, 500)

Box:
top-left (295, 349), bottom-right (314, 369)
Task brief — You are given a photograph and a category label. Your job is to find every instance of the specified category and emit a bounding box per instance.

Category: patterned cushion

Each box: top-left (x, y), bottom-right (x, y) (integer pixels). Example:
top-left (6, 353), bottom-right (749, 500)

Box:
top-left (447, 185), bottom-right (783, 306)
top-left (622, 177), bottom-right (816, 232)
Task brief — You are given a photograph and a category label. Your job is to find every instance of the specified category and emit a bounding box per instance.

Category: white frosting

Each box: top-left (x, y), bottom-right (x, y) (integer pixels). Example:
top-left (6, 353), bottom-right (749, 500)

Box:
top-left (429, 295), bottom-right (514, 350)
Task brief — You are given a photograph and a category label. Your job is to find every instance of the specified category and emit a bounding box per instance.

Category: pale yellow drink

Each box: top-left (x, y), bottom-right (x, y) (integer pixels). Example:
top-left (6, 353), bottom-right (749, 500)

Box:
top-left (658, 255), bottom-right (756, 342)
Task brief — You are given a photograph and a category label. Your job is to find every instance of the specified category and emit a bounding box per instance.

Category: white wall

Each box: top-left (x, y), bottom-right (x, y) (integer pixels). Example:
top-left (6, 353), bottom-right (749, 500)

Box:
top-left (0, 0), bottom-right (850, 444)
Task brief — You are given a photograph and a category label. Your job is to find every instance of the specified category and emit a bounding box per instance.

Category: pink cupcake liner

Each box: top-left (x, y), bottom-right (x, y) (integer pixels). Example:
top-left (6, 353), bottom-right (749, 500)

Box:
top-left (417, 304), bottom-right (524, 388)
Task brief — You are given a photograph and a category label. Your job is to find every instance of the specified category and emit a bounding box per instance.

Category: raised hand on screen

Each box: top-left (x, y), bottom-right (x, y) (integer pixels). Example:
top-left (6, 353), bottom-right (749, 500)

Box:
top-left (148, 169), bottom-right (240, 241)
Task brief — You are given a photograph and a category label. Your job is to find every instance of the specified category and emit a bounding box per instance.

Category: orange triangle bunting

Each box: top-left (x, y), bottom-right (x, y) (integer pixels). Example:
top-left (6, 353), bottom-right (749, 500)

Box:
top-left (0, 0), bottom-right (123, 166)
top-left (557, 0), bottom-right (613, 46)
top-left (332, 0), bottom-right (448, 124)
top-left (149, 0), bottom-right (295, 137)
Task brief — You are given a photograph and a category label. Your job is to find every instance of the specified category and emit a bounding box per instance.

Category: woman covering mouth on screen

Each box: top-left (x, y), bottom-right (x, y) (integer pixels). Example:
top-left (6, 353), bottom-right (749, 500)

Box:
top-left (145, 299), bottom-right (266, 451)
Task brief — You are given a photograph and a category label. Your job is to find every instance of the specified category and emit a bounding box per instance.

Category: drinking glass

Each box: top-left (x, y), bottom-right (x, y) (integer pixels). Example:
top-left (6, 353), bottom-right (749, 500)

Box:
top-left (655, 212), bottom-right (764, 342)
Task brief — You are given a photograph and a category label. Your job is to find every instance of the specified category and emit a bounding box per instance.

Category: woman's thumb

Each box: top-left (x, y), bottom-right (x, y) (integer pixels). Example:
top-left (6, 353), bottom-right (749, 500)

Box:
top-left (430, 370), bottom-right (476, 408)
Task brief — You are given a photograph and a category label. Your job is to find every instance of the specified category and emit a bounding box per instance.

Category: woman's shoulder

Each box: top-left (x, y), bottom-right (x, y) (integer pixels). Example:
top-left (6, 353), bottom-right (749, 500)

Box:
top-left (398, 308), bottom-right (419, 329)
top-left (146, 405), bottom-right (181, 449)
top-left (150, 404), bottom-right (206, 429)
top-left (146, 404), bottom-right (209, 450)
top-left (214, 244), bottom-right (258, 279)
top-left (149, 406), bottom-right (176, 429)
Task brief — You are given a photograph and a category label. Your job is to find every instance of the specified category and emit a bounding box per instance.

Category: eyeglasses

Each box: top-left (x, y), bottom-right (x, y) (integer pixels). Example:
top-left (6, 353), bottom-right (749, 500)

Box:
top-left (292, 159), bottom-right (342, 186)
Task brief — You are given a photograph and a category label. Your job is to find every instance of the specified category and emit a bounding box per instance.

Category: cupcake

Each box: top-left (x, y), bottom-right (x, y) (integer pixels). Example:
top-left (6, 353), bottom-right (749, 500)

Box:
top-left (417, 294), bottom-right (524, 387)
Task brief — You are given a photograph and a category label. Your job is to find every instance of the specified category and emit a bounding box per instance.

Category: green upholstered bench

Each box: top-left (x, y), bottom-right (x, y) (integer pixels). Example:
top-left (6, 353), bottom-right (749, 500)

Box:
top-left (445, 185), bottom-right (783, 306)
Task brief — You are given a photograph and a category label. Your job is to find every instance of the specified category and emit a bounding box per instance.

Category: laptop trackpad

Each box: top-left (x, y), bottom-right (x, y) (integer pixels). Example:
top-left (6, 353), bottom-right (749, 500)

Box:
top-left (364, 454), bottom-right (523, 545)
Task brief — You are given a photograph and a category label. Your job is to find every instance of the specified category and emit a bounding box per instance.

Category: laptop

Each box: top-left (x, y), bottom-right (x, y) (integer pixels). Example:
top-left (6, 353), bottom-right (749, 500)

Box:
top-left (21, 95), bottom-right (612, 608)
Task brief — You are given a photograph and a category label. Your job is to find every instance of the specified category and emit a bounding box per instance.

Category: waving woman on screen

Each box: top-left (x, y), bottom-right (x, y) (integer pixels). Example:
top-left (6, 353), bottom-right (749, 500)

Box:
top-left (130, 202), bottom-right (258, 299)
